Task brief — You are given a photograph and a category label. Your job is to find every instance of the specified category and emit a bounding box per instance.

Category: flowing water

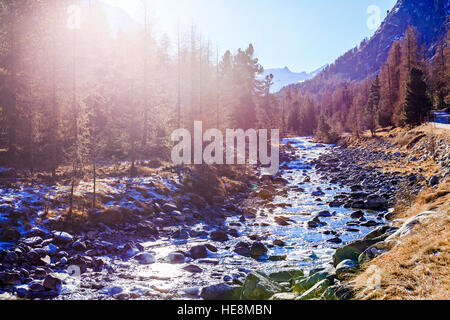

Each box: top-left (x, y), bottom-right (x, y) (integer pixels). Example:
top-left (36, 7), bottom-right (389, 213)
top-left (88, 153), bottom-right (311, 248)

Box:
top-left (52, 137), bottom-right (385, 300)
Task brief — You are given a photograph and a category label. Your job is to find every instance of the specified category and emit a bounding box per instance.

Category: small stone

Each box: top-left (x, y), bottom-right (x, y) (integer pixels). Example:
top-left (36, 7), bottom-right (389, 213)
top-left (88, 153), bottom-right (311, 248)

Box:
top-left (327, 237), bottom-right (342, 244)
top-left (168, 252), bottom-right (185, 264)
top-left (183, 264), bottom-right (203, 274)
top-left (317, 210), bottom-right (332, 217)
top-left (43, 273), bottom-right (63, 292)
top-left (53, 232), bottom-right (73, 244)
top-left (22, 237), bottom-right (43, 247)
top-left (72, 240), bottom-right (87, 252)
top-left (33, 268), bottom-right (47, 279)
top-left (134, 253), bottom-right (155, 265)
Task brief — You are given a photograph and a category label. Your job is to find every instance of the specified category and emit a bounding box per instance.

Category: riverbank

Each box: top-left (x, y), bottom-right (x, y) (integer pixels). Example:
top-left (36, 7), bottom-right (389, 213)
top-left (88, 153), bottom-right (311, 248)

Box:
top-left (338, 124), bottom-right (449, 300)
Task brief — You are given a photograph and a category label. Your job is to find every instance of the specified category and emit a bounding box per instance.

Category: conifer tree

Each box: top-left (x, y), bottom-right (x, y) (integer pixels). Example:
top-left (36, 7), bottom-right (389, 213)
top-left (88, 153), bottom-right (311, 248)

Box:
top-left (365, 75), bottom-right (380, 137)
top-left (401, 67), bottom-right (432, 127)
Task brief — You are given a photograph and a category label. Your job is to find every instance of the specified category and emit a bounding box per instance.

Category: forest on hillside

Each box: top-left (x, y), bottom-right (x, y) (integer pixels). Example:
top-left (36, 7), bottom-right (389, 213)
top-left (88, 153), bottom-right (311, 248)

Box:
top-left (0, 1), bottom-right (278, 174)
top-left (284, 26), bottom-right (449, 142)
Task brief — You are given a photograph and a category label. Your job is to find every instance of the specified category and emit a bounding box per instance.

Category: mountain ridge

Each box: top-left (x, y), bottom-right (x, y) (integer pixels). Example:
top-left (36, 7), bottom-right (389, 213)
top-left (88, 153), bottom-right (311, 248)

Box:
top-left (262, 65), bottom-right (327, 92)
top-left (283, 0), bottom-right (449, 96)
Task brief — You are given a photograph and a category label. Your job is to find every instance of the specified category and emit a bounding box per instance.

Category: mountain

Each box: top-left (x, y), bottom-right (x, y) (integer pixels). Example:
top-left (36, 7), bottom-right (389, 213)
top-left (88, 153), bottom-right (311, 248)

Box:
top-left (262, 65), bottom-right (327, 92)
top-left (285, 0), bottom-right (448, 95)
top-left (100, 3), bottom-right (141, 35)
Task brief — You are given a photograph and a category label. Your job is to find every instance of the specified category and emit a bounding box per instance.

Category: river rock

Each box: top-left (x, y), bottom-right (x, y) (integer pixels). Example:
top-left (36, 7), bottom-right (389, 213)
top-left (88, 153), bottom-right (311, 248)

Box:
top-left (234, 242), bottom-right (251, 256)
top-left (72, 240), bottom-right (87, 252)
top-left (183, 265), bottom-right (203, 274)
top-left (3, 251), bottom-right (18, 263)
top-left (270, 292), bottom-right (299, 300)
top-left (200, 283), bottom-right (236, 300)
top-left (269, 269), bottom-right (304, 282)
top-left (241, 272), bottom-right (282, 300)
top-left (250, 242), bottom-right (267, 257)
top-left (335, 259), bottom-right (359, 280)
top-left (43, 273), bottom-right (63, 292)
top-left (293, 267), bottom-right (335, 293)
top-left (189, 245), bottom-right (208, 259)
top-left (168, 252), bottom-right (185, 264)
top-left (365, 195), bottom-right (387, 210)
top-left (210, 230), bottom-right (229, 242)
top-left (332, 239), bottom-right (380, 266)
top-left (0, 272), bottom-right (22, 285)
top-left (134, 253), bottom-right (155, 265)
top-left (52, 232), bottom-right (73, 245)
top-left (22, 237), bottom-right (43, 247)
top-left (387, 211), bottom-right (440, 239)
top-left (296, 279), bottom-right (331, 300)
top-left (351, 210), bottom-right (364, 219)
top-left (318, 210), bottom-right (333, 217)
top-left (33, 268), bottom-right (47, 279)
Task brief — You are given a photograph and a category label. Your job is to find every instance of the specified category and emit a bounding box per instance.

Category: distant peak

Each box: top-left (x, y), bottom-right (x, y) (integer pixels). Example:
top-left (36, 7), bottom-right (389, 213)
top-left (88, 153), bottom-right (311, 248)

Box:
top-left (283, 66), bottom-right (290, 72)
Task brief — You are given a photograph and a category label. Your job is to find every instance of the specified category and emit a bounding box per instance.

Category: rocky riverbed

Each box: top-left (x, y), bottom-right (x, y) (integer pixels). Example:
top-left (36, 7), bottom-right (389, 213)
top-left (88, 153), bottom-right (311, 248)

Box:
top-left (0, 137), bottom-right (420, 300)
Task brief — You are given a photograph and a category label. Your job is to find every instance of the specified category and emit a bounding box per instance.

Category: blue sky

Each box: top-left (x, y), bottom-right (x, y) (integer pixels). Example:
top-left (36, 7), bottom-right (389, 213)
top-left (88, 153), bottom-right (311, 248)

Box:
top-left (102, 0), bottom-right (398, 72)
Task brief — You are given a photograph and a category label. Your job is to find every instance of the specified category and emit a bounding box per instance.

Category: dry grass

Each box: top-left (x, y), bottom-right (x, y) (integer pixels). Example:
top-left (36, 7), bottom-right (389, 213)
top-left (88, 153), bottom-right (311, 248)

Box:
top-left (350, 178), bottom-right (449, 300)
top-left (351, 216), bottom-right (449, 300)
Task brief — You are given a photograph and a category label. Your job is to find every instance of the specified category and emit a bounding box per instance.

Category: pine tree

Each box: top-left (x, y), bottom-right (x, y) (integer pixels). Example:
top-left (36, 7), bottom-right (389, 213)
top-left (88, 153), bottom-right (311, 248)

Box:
top-left (401, 67), bottom-right (432, 127)
top-left (365, 75), bottom-right (380, 137)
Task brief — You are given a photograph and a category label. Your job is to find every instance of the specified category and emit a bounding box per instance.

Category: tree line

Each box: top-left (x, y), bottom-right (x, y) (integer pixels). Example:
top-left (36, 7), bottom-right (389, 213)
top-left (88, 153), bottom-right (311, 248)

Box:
top-left (284, 27), bottom-right (449, 142)
top-left (0, 0), bottom-right (279, 176)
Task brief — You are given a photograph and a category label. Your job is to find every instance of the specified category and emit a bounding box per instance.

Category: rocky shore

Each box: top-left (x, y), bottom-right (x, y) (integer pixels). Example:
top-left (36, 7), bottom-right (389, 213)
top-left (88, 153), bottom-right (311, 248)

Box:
top-left (0, 129), bottom-right (447, 300)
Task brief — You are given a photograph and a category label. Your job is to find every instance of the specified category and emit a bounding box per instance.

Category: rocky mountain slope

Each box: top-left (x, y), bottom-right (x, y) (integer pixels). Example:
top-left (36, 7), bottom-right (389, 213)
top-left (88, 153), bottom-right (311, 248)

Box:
top-left (285, 0), bottom-right (448, 95)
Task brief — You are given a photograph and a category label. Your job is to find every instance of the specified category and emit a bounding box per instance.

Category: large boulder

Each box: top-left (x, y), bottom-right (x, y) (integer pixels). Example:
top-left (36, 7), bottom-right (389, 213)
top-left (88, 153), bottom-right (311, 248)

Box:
top-left (293, 267), bottom-right (335, 293)
top-left (0, 272), bottom-right (22, 285)
top-left (332, 239), bottom-right (380, 267)
top-left (363, 225), bottom-right (398, 241)
top-left (43, 273), bottom-right (64, 292)
top-left (296, 279), bottom-right (331, 300)
top-left (321, 284), bottom-right (354, 300)
top-left (250, 242), bottom-right (268, 257)
top-left (268, 269), bottom-right (304, 283)
top-left (335, 259), bottom-right (359, 280)
top-left (200, 283), bottom-right (239, 300)
top-left (240, 272), bottom-right (282, 300)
